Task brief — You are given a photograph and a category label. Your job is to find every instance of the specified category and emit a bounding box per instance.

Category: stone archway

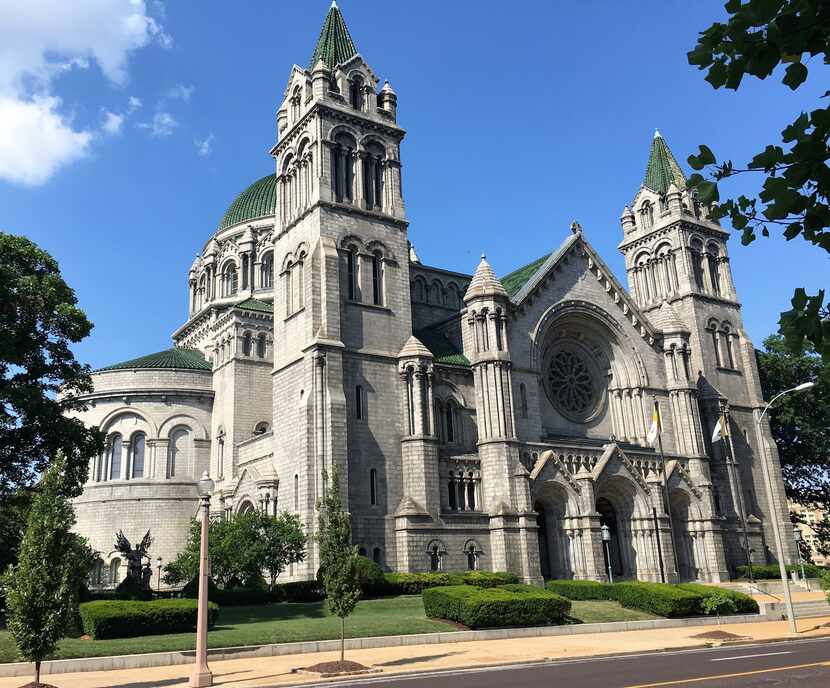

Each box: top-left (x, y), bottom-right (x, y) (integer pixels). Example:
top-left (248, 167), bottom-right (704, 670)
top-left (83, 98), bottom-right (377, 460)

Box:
top-left (596, 497), bottom-right (624, 578)
top-left (533, 481), bottom-right (578, 580)
top-left (595, 475), bottom-right (651, 580)
top-left (670, 488), bottom-right (698, 582)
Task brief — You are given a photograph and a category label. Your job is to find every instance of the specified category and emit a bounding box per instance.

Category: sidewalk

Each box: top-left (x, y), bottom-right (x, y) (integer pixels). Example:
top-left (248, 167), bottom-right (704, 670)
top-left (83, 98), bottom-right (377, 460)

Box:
top-left (6, 615), bottom-right (829, 688)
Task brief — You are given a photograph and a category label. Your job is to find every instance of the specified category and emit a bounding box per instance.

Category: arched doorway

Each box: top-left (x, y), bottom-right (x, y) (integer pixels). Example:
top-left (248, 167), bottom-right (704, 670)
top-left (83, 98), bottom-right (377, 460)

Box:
top-left (670, 488), bottom-right (697, 582)
top-left (533, 482), bottom-right (575, 580)
top-left (596, 497), bottom-right (624, 578)
top-left (595, 475), bottom-right (647, 580)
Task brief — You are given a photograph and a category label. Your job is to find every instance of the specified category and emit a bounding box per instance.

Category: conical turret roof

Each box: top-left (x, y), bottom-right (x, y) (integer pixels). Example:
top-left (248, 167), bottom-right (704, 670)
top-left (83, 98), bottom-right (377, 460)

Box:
top-left (308, 2), bottom-right (358, 70)
top-left (643, 130), bottom-right (686, 195)
top-left (654, 301), bottom-right (690, 334)
top-left (465, 255), bottom-right (508, 301)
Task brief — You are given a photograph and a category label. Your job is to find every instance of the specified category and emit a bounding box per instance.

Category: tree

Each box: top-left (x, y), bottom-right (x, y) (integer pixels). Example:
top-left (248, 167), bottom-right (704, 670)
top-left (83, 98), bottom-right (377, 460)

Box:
top-left (164, 511), bottom-right (306, 589)
top-left (0, 232), bottom-right (104, 499)
top-left (686, 1), bottom-right (830, 362)
top-left (1, 454), bottom-right (94, 686)
top-left (256, 511), bottom-right (306, 590)
top-left (316, 469), bottom-right (361, 662)
top-left (756, 334), bottom-right (830, 558)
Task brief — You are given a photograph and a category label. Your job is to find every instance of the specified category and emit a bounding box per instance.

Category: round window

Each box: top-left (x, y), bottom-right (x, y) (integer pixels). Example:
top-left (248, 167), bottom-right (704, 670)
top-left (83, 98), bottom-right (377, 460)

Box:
top-left (543, 345), bottom-right (604, 423)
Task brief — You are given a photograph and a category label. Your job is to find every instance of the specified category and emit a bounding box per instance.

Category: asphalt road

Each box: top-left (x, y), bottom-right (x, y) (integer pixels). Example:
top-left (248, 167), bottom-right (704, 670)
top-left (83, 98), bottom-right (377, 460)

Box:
top-left (307, 637), bottom-right (830, 688)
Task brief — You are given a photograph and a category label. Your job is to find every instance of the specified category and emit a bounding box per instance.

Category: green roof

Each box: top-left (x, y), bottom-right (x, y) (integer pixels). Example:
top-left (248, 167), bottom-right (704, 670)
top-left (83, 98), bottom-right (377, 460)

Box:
top-left (414, 328), bottom-right (470, 368)
top-left (501, 255), bottom-right (549, 298)
top-left (218, 174), bottom-right (276, 231)
top-left (97, 348), bottom-right (211, 372)
top-left (643, 131), bottom-right (686, 195)
top-left (234, 297), bottom-right (273, 314)
top-left (308, 2), bottom-right (358, 70)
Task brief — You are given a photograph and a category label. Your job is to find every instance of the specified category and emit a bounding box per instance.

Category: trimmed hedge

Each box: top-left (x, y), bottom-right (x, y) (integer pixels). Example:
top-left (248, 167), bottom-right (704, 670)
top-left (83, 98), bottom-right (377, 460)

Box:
top-left (677, 583), bottom-right (759, 614)
top-left (611, 582), bottom-right (703, 618)
top-left (378, 572), bottom-right (517, 596)
top-left (180, 578), bottom-right (324, 606)
top-left (545, 580), bottom-right (614, 601)
top-left (80, 599), bottom-right (219, 639)
top-left (462, 571), bottom-right (520, 588)
top-left (736, 563), bottom-right (829, 580)
top-left (423, 584), bottom-right (570, 629)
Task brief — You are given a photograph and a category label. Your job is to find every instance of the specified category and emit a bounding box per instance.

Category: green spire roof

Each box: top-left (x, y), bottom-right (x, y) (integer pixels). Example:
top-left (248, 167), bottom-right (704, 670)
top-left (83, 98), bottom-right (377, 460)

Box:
top-left (308, 1), bottom-right (358, 70)
top-left (643, 130), bottom-right (687, 195)
top-left (218, 174), bottom-right (276, 231)
top-left (97, 348), bottom-right (211, 373)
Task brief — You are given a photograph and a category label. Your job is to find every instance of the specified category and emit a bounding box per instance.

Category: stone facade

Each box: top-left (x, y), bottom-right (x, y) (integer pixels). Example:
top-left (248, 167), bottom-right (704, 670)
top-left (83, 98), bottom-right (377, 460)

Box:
top-left (72, 4), bottom-right (796, 589)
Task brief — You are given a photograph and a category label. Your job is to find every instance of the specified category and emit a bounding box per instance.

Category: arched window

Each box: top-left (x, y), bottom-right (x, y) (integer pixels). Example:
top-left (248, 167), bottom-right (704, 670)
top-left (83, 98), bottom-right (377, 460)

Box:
top-left (108, 433), bottom-right (122, 481)
top-left (167, 427), bottom-right (190, 478)
top-left (427, 541), bottom-right (444, 572)
top-left (412, 278), bottom-right (425, 303)
top-left (254, 421), bottom-right (270, 435)
top-left (465, 542), bottom-right (478, 571)
top-left (256, 333), bottom-right (267, 358)
top-left (640, 200), bottom-right (654, 229)
top-left (90, 559), bottom-right (105, 586)
top-left (358, 546), bottom-right (367, 557)
top-left (332, 132), bottom-right (356, 202)
top-left (355, 385), bottom-right (364, 419)
top-left (110, 558), bottom-right (121, 585)
top-left (722, 322), bottom-right (736, 368)
top-left (243, 332), bottom-right (252, 356)
top-left (707, 243), bottom-right (722, 296)
top-left (466, 472), bottom-right (476, 510)
top-left (494, 309), bottom-right (504, 351)
top-left (216, 431), bottom-right (224, 479)
top-left (448, 471), bottom-right (457, 510)
top-left (241, 254), bottom-right (249, 290)
top-left (294, 474), bottom-right (299, 511)
top-left (260, 252), bottom-right (274, 289)
top-left (690, 238), bottom-right (706, 291)
top-left (445, 401), bottom-right (456, 444)
top-left (291, 85), bottom-right (301, 121)
top-left (372, 547), bottom-right (381, 565)
top-left (371, 251), bottom-right (383, 305)
top-left (363, 141), bottom-right (385, 210)
top-left (706, 319), bottom-right (722, 367)
top-left (222, 263), bottom-right (238, 297)
top-left (285, 260), bottom-right (293, 315)
top-left (296, 253), bottom-right (306, 309)
top-left (519, 383), bottom-right (528, 419)
top-left (369, 468), bottom-right (377, 505)
top-left (197, 274), bottom-right (207, 310)
top-left (131, 432), bottom-right (145, 479)
top-left (349, 76), bottom-right (364, 110)
top-left (238, 500), bottom-right (255, 515)
top-left (346, 246), bottom-right (358, 300)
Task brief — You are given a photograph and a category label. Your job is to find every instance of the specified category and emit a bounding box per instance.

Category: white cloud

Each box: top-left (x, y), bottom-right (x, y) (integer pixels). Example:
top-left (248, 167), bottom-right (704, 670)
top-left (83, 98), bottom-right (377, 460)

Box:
top-left (0, 1), bottom-right (170, 186)
top-left (127, 96), bottom-right (143, 113)
top-left (102, 110), bottom-right (124, 135)
top-left (167, 83), bottom-right (194, 102)
top-left (138, 111), bottom-right (177, 137)
top-left (194, 133), bottom-right (214, 157)
top-left (0, 96), bottom-right (92, 186)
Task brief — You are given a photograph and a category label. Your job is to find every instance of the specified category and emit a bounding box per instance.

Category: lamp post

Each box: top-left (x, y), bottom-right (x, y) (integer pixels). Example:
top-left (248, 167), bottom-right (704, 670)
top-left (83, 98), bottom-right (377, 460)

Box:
top-left (756, 380), bottom-right (815, 634)
top-left (190, 471), bottom-right (214, 688)
top-left (156, 556), bottom-right (163, 596)
top-left (792, 526), bottom-right (810, 592)
top-left (601, 524), bottom-right (613, 583)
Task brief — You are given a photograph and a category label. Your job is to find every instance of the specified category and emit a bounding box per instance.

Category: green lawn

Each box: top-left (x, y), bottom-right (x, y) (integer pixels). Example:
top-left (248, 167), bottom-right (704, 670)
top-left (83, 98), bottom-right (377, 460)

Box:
top-left (0, 596), bottom-right (655, 664)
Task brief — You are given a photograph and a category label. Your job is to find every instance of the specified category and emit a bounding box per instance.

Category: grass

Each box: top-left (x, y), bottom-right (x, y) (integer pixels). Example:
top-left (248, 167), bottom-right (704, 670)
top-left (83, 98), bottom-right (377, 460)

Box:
top-left (0, 597), bottom-right (657, 664)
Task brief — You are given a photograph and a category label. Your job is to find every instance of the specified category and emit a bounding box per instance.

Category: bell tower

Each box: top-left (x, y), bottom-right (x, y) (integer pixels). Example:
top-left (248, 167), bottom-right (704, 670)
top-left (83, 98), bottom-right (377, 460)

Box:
top-left (268, 1), bottom-right (414, 577)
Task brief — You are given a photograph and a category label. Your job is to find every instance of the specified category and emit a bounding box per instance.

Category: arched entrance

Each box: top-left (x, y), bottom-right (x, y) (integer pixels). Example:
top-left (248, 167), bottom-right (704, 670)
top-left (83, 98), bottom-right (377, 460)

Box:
top-left (596, 497), bottom-right (624, 578)
top-left (533, 481), bottom-right (577, 580)
top-left (670, 488), bottom-right (698, 582)
top-left (595, 475), bottom-right (649, 580)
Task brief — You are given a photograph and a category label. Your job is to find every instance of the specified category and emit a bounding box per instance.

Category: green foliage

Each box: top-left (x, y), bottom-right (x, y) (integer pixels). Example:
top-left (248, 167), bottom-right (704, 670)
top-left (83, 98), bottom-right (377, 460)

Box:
top-left (316, 468), bottom-right (361, 659)
top-left (0, 487), bottom-right (34, 615)
top-left (736, 562), bottom-right (828, 579)
top-left (180, 577), bottom-right (324, 606)
top-left (0, 233), bottom-right (105, 498)
top-left (379, 572), bottom-right (465, 595)
top-left (0, 454), bottom-right (94, 683)
top-left (756, 335), bottom-right (830, 558)
top-left (700, 590), bottom-right (738, 619)
top-left (79, 599), bottom-right (219, 639)
top-left (422, 584), bottom-right (571, 629)
top-left (545, 579), bottom-right (616, 601)
top-left (460, 571), bottom-right (520, 588)
top-left (820, 569), bottom-right (830, 604)
top-left (686, 1), bottom-right (830, 362)
top-left (164, 511), bottom-right (306, 589)
top-left (611, 582), bottom-right (702, 618)
top-left (676, 583), bottom-right (759, 614)
top-left (351, 556), bottom-right (385, 596)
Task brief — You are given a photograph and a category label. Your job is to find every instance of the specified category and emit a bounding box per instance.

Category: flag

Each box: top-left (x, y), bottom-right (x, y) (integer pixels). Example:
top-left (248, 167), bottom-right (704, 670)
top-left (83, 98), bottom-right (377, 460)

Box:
top-left (712, 413), bottom-right (729, 443)
top-left (646, 404), bottom-right (661, 446)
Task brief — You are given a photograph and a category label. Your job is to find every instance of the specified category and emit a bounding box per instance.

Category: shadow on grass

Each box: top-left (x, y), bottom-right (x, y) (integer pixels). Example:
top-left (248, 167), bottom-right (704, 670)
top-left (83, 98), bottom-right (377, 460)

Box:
top-left (220, 602), bottom-right (327, 624)
top-left (375, 651), bottom-right (464, 667)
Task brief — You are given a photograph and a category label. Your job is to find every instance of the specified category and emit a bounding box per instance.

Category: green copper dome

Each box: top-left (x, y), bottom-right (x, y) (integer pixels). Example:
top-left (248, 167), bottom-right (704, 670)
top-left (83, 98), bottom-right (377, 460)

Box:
top-left (97, 348), bottom-right (211, 372)
top-left (218, 174), bottom-right (276, 231)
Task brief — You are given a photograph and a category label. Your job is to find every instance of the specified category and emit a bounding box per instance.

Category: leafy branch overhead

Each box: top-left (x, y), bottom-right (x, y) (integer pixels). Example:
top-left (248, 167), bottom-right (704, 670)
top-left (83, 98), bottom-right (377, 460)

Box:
top-left (686, 0), bottom-right (830, 360)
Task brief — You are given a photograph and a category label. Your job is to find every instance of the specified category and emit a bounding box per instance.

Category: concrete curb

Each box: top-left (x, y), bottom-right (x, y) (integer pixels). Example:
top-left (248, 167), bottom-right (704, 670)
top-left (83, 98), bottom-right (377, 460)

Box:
top-left (0, 611), bottom-right (783, 678)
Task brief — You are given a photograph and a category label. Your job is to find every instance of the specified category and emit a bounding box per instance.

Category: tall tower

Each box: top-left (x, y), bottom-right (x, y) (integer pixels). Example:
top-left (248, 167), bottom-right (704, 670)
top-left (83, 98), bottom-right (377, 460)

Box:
top-left (619, 131), bottom-right (796, 569)
top-left (269, 2), bottom-right (413, 576)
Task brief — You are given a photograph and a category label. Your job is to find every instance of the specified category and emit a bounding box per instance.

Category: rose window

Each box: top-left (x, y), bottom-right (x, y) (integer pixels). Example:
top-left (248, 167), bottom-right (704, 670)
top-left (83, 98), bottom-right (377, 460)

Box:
top-left (544, 346), bottom-right (602, 422)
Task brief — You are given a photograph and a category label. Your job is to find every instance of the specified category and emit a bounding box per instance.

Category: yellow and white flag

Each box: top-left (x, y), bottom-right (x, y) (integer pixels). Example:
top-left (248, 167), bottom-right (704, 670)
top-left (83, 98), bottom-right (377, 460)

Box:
top-left (712, 414), bottom-right (729, 443)
top-left (646, 405), bottom-right (661, 446)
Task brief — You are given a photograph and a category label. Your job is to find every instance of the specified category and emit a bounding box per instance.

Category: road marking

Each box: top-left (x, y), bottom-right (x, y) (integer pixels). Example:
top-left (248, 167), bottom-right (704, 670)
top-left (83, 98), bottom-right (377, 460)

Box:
top-left (710, 650), bottom-right (793, 662)
top-left (625, 660), bottom-right (830, 688)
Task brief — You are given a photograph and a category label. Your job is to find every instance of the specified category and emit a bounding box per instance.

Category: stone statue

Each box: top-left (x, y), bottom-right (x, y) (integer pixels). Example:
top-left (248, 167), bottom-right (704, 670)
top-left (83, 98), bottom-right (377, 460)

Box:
top-left (112, 530), bottom-right (154, 590)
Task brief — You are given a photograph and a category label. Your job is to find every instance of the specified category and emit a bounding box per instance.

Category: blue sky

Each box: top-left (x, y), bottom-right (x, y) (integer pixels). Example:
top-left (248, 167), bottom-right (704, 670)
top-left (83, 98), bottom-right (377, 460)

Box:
top-left (0, 1), bottom-right (825, 369)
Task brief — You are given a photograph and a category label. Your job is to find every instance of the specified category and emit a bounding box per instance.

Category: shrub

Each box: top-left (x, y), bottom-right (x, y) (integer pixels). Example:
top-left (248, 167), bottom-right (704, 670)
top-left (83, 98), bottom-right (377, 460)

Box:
top-left (277, 580), bottom-right (325, 602)
top-left (700, 591), bottom-right (738, 620)
top-left (79, 599), bottom-right (219, 639)
top-left (545, 580), bottom-right (614, 600)
top-left (611, 582), bottom-right (702, 618)
top-left (423, 584), bottom-right (570, 629)
top-left (115, 577), bottom-right (152, 601)
top-left (381, 572), bottom-right (464, 595)
top-left (462, 571), bottom-right (520, 588)
top-left (181, 576), bottom-right (222, 601)
top-left (677, 583), bottom-right (759, 614)
top-left (736, 563), bottom-right (828, 580)
top-left (352, 556), bottom-right (386, 596)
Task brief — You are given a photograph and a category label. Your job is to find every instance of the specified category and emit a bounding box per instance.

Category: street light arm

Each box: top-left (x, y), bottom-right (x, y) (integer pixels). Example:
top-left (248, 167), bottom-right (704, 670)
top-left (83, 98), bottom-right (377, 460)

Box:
top-left (758, 382), bottom-right (814, 425)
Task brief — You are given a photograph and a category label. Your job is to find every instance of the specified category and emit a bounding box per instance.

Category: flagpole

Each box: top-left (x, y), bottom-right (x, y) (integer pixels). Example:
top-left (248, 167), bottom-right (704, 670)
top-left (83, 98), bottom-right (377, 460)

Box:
top-left (653, 397), bottom-right (680, 582)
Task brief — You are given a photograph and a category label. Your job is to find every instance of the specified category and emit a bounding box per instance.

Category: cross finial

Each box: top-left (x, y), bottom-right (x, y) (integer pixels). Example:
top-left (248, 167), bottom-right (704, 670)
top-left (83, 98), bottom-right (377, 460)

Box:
top-left (654, 128), bottom-right (662, 139)
top-left (480, 252), bottom-right (486, 260)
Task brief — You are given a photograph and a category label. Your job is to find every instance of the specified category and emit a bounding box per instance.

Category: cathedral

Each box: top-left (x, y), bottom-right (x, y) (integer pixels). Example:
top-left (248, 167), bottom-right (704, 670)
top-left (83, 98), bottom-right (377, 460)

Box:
top-left (72, 3), bottom-right (796, 588)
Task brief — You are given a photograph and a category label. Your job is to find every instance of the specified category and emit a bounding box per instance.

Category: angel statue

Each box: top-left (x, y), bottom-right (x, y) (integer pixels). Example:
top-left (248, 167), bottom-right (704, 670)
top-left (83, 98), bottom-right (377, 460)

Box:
top-left (112, 529), bottom-right (154, 589)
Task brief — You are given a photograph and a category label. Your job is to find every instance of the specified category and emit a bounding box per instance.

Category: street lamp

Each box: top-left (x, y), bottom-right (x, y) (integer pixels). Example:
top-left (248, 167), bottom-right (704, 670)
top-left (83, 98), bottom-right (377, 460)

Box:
top-left (190, 471), bottom-right (214, 688)
top-left (756, 380), bottom-right (815, 634)
top-left (156, 556), bottom-right (163, 596)
top-left (792, 526), bottom-right (810, 592)
top-left (601, 524), bottom-right (613, 583)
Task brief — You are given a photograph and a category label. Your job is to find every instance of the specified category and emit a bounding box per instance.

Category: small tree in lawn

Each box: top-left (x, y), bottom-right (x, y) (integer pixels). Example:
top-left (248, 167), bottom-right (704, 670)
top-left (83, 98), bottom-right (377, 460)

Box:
top-left (1, 453), bottom-right (84, 686)
top-left (316, 468), bottom-right (361, 662)
top-left (257, 511), bottom-right (306, 591)
top-left (702, 592), bottom-right (737, 626)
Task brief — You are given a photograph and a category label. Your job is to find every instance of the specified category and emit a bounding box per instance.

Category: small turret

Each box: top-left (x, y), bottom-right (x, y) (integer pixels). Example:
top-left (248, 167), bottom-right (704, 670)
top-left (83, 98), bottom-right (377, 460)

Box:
top-left (378, 80), bottom-right (397, 120)
top-left (621, 206), bottom-right (635, 234)
top-left (311, 56), bottom-right (331, 100)
top-left (666, 181), bottom-right (683, 214)
top-left (464, 254), bottom-right (508, 302)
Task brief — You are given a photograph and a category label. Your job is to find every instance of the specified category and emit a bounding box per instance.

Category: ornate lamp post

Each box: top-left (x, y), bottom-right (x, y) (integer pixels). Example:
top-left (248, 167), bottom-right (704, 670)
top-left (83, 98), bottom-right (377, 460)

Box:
top-left (792, 526), bottom-right (810, 591)
top-left (190, 471), bottom-right (214, 688)
top-left (756, 380), bottom-right (815, 634)
top-left (156, 556), bottom-right (163, 596)
top-left (601, 524), bottom-right (613, 583)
